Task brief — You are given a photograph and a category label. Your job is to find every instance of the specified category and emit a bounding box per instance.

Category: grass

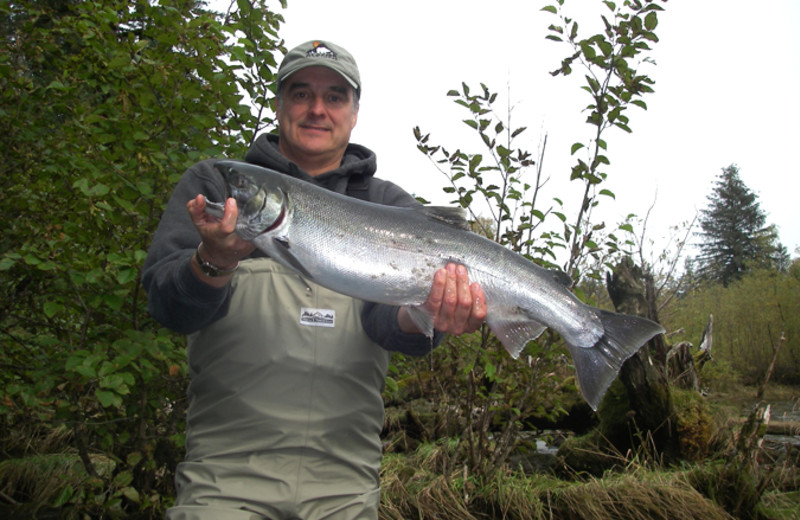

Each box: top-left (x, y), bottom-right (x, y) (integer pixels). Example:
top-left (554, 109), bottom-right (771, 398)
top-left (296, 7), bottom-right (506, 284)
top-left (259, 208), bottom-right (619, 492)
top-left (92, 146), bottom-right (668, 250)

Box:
top-left (380, 447), bottom-right (749, 519)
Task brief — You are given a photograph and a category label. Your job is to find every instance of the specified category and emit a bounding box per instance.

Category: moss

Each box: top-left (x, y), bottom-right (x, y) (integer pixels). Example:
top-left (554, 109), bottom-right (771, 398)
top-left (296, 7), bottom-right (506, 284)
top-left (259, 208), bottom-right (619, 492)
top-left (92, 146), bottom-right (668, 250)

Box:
top-left (672, 388), bottom-right (715, 460)
top-left (553, 429), bottom-right (622, 477)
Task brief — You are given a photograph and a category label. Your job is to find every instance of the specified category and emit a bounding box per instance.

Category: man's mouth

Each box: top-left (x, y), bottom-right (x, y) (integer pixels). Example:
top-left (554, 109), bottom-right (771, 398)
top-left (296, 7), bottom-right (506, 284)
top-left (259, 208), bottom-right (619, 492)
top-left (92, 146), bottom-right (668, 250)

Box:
top-left (300, 123), bottom-right (331, 132)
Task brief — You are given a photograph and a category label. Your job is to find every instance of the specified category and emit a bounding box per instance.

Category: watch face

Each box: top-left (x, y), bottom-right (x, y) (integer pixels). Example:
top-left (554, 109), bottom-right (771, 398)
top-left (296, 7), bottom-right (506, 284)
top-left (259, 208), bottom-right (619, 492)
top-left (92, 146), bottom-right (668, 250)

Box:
top-left (200, 262), bottom-right (219, 276)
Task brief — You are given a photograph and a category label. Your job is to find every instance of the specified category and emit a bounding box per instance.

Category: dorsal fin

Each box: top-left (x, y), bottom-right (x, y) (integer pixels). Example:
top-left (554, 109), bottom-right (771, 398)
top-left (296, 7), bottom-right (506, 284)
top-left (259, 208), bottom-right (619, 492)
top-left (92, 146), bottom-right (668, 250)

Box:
top-left (418, 206), bottom-right (471, 230)
top-left (550, 269), bottom-right (573, 288)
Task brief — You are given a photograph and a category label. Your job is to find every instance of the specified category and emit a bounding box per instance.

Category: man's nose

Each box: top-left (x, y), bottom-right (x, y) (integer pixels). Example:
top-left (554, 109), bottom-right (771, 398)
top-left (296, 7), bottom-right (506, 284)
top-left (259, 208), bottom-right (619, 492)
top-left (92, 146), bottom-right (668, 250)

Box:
top-left (308, 95), bottom-right (325, 115)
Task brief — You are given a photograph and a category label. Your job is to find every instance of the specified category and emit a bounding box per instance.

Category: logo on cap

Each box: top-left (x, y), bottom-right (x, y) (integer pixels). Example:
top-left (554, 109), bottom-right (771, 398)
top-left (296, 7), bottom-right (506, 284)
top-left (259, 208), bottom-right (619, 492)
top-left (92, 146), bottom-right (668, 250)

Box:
top-left (307, 41), bottom-right (338, 61)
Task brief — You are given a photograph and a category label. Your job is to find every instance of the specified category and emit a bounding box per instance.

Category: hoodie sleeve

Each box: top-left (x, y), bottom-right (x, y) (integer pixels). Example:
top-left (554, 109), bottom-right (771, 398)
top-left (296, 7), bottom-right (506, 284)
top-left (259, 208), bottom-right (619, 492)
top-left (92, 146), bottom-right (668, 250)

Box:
top-left (359, 177), bottom-right (445, 356)
top-left (141, 160), bottom-right (232, 334)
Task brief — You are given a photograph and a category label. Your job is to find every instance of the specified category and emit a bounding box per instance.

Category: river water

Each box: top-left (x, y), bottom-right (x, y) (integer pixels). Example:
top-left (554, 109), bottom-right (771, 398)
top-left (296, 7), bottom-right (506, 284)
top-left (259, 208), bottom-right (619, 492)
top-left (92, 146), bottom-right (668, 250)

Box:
top-left (764, 399), bottom-right (800, 448)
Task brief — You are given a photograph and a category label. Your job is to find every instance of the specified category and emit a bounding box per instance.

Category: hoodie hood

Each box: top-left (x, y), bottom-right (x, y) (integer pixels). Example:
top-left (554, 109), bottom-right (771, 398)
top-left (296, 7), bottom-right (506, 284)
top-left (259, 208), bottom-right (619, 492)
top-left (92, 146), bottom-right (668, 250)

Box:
top-left (244, 133), bottom-right (378, 195)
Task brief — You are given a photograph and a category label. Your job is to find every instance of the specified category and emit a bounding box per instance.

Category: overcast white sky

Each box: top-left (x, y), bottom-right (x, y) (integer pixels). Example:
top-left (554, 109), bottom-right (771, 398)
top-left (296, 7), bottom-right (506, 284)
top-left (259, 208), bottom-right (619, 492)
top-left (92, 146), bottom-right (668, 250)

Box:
top-left (217, 1), bottom-right (800, 260)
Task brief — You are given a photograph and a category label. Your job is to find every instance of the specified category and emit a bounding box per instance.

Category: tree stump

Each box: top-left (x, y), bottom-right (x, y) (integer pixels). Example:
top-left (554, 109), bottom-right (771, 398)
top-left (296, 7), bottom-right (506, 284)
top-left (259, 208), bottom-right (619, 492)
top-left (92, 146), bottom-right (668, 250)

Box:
top-left (600, 257), bottom-right (680, 459)
top-left (668, 342), bottom-right (699, 391)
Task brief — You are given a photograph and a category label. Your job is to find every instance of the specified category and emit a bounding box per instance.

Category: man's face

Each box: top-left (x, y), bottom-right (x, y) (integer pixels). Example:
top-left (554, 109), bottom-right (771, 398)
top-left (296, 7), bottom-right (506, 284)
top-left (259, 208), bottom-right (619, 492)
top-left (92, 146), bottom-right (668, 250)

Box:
top-left (277, 66), bottom-right (359, 174)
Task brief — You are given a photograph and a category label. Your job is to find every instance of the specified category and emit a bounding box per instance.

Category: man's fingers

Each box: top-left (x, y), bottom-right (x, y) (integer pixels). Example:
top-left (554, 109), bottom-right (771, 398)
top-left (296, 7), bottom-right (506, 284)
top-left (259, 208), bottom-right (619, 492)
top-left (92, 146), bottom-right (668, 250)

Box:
top-left (451, 265), bottom-right (474, 329)
top-left (427, 263), bottom-right (485, 335)
top-left (442, 263), bottom-right (458, 306)
top-left (220, 198), bottom-right (238, 234)
top-left (186, 194), bottom-right (204, 222)
top-left (427, 267), bottom-right (448, 308)
top-left (467, 282), bottom-right (487, 331)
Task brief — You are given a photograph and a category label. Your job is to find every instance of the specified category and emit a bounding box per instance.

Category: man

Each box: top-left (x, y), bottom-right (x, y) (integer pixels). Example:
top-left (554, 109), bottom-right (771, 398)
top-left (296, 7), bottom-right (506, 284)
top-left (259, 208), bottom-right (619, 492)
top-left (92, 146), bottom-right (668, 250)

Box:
top-left (143, 40), bottom-right (486, 520)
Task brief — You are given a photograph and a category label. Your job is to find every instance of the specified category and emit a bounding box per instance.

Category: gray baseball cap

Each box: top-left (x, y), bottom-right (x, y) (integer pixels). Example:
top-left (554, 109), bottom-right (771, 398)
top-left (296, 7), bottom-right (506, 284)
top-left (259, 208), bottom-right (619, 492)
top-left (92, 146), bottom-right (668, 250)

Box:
top-left (277, 40), bottom-right (361, 94)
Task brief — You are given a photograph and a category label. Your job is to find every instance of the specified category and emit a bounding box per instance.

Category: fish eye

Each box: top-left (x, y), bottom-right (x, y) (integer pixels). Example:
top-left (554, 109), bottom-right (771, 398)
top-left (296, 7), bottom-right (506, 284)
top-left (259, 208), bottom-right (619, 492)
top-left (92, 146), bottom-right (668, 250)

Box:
top-left (227, 171), bottom-right (242, 186)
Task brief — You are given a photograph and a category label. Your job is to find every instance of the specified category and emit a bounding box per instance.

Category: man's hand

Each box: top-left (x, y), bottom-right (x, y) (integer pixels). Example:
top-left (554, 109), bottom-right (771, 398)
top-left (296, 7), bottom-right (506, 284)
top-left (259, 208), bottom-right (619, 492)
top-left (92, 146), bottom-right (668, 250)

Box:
top-left (398, 263), bottom-right (487, 335)
top-left (186, 195), bottom-right (255, 285)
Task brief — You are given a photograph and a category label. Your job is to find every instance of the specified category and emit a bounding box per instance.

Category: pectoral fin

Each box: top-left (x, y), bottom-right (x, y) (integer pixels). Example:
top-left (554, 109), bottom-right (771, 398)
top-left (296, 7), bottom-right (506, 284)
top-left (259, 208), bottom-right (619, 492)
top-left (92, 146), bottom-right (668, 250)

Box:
top-left (270, 236), bottom-right (314, 280)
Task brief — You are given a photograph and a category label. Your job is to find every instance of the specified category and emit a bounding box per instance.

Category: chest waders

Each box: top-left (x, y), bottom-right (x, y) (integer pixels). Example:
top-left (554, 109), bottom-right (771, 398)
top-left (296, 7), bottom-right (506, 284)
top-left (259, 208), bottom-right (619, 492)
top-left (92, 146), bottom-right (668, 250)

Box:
top-left (166, 258), bottom-right (390, 520)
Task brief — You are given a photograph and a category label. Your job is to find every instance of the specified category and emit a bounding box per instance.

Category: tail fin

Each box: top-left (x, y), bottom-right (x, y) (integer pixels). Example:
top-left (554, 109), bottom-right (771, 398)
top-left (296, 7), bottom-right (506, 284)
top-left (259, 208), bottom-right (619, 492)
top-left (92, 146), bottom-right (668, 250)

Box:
top-left (567, 309), bottom-right (665, 410)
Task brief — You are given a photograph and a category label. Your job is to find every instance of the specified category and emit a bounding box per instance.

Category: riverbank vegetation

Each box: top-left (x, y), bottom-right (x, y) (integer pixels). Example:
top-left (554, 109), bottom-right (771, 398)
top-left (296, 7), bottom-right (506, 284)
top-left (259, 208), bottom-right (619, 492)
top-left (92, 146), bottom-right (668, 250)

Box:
top-left (376, 296), bottom-right (799, 519)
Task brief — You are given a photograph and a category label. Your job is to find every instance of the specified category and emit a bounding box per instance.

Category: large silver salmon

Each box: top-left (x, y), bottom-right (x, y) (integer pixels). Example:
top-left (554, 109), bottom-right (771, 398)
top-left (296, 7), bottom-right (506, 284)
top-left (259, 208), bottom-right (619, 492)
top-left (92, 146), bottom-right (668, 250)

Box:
top-left (207, 160), bottom-right (664, 410)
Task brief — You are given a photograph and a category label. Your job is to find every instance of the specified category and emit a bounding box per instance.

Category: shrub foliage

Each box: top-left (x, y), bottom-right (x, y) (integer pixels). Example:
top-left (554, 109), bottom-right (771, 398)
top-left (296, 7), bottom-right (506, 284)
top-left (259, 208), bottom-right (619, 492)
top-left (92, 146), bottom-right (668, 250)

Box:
top-left (0, 0), bottom-right (283, 515)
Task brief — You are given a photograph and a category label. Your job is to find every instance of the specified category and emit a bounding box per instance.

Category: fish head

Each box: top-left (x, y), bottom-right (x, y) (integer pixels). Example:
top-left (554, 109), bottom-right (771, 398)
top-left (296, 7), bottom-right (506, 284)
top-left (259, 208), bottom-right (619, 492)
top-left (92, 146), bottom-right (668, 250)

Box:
top-left (215, 161), bottom-right (288, 241)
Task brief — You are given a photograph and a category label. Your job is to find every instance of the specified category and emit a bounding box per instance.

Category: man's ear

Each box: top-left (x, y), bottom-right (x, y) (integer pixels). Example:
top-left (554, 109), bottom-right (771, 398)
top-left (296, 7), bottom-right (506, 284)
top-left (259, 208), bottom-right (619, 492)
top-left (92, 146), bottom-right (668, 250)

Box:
top-left (350, 103), bottom-right (359, 130)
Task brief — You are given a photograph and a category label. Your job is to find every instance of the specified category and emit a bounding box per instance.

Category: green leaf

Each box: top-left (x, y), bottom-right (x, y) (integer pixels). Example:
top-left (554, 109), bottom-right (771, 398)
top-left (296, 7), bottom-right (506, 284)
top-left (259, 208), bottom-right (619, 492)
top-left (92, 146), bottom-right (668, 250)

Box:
top-left (96, 389), bottom-right (121, 408)
top-left (52, 485), bottom-right (75, 507)
top-left (104, 293), bottom-right (124, 311)
top-left (121, 486), bottom-right (141, 504)
top-left (89, 183), bottom-right (110, 197)
top-left (0, 256), bottom-right (17, 270)
top-left (384, 377), bottom-right (399, 395)
top-left (570, 142), bottom-right (585, 155)
top-left (46, 80), bottom-right (67, 91)
top-left (541, 5), bottom-right (558, 14)
top-left (23, 253), bottom-right (41, 266)
top-left (116, 268), bottom-right (138, 285)
top-left (580, 41), bottom-right (596, 60)
top-left (43, 301), bottom-right (63, 318)
top-left (113, 469), bottom-right (134, 487)
top-left (73, 178), bottom-right (90, 196)
top-left (644, 11), bottom-right (658, 31)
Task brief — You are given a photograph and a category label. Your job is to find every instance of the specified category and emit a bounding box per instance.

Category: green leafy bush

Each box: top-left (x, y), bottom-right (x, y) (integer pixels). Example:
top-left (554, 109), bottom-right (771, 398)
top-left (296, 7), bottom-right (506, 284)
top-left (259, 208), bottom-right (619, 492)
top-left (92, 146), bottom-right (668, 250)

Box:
top-left (0, 0), bottom-right (283, 515)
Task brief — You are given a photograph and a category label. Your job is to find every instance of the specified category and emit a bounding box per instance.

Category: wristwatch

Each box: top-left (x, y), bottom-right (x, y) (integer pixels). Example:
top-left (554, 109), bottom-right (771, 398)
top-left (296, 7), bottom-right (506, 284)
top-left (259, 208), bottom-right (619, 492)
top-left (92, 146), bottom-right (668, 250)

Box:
top-left (194, 244), bottom-right (239, 277)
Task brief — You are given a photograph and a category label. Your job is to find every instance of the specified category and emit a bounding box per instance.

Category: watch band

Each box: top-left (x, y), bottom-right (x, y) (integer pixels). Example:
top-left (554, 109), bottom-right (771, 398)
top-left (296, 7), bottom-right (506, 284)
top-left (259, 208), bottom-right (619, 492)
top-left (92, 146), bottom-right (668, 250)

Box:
top-left (194, 244), bottom-right (239, 277)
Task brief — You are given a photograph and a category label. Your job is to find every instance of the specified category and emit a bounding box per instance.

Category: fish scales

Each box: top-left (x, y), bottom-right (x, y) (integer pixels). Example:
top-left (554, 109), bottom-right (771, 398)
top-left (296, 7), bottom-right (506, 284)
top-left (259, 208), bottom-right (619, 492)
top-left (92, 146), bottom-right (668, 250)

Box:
top-left (209, 160), bottom-right (665, 410)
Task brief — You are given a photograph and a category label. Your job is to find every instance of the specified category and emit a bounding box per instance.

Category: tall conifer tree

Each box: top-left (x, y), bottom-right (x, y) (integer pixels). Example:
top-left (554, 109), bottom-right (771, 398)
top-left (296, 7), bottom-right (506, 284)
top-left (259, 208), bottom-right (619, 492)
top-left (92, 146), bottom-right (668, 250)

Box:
top-left (696, 164), bottom-right (778, 286)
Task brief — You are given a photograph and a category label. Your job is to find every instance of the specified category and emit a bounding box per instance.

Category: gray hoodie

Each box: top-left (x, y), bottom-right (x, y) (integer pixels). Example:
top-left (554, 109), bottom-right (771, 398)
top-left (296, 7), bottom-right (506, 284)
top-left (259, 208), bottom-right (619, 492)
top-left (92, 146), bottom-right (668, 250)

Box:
top-left (142, 133), bottom-right (439, 354)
